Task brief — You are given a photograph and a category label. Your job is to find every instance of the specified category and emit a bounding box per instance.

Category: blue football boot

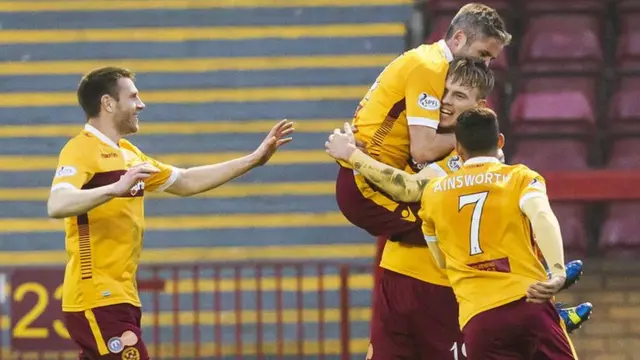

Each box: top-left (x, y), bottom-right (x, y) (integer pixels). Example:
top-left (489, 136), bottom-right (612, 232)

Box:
top-left (557, 302), bottom-right (593, 333)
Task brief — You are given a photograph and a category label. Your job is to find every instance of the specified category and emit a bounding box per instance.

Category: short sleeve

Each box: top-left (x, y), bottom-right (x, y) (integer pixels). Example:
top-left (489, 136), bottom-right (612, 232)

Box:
top-left (419, 183), bottom-right (438, 243)
top-left (405, 63), bottom-right (444, 129)
top-left (50, 141), bottom-right (93, 192)
top-left (138, 152), bottom-right (181, 193)
top-left (518, 169), bottom-right (548, 211)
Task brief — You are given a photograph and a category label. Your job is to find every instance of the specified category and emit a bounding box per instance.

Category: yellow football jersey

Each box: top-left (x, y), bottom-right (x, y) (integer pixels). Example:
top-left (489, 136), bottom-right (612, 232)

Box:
top-left (340, 40), bottom-right (453, 171)
top-left (419, 156), bottom-right (549, 329)
top-left (379, 151), bottom-right (462, 286)
top-left (51, 124), bottom-right (179, 311)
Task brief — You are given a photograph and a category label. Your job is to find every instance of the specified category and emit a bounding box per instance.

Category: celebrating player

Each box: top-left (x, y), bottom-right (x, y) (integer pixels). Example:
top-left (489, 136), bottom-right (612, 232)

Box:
top-left (336, 3), bottom-right (511, 247)
top-left (419, 108), bottom-right (577, 359)
top-left (326, 57), bottom-right (591, 359)
top-left (334, 6), bottom-right (511, 356)
top-left (47, 67), bottom-right (294, 360)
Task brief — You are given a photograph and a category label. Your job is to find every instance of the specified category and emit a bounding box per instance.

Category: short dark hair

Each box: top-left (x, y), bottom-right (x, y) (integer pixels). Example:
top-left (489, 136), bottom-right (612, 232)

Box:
top-left (447, 57), bottom-right (495, 100)
top-left (455, 107), bottom-right (499, 154)
top-left (77, 67), bottom-right (135, 118)
top-left (445, 3), bottom-right (512, 45)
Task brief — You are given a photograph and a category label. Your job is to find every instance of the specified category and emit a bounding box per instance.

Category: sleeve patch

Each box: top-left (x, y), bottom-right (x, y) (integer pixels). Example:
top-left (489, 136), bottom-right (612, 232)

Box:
top-left (54, 166), bottom-right (77, 178)
top-left (418, 93), bottom-right (441, 111)
top-left (528, 178), bottom-right (546, 192)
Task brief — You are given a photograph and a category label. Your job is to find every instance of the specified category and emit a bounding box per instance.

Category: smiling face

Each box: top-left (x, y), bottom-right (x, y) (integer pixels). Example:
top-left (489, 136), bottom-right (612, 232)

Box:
top-left (110, 77), bottom-right (145, 135)
top-left (440, 77), bottom-right (486, 127)
top-left (450, 31), bottom-right (505, 66)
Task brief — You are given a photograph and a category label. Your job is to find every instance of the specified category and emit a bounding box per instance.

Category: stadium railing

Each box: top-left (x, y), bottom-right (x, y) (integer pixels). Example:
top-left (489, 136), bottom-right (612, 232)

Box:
top-left (0, 261), bottom-right (372, 360)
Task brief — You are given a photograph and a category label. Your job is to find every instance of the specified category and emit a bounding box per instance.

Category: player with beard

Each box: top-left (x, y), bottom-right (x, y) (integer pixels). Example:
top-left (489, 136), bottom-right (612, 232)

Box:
top-left (47, 67), bottom-right (294, 360)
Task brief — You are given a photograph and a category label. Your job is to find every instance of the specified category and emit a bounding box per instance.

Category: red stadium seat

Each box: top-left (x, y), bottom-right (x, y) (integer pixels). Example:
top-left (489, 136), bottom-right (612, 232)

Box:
top-left (425, 15), bottom-right (452, 44)
top-left (608, 77), bottom-right (640, 135)
top-left (551, 202), bottom-right (589, 255)
top-left (606, 138), bottom-right (640, 170)
top-left (426, 15), bottom-right (509, 75)
top-left (519, 15), bottom-right (603, 73)
top-left (617, 0), bottom-right (640, 13)
top-left (523, 0), bottom-right (606, 13)
top-left (599, 202), bottom-right (640, 256)
top-left (509, 139), bottom-right (590, 171)
top-left (510, 139), bottom-right (590, 255)
top-left (616, 14), bottom-right (640, 71)
top-left (509, 77), bottom-right (597, 136)
top-left (599, 139), bottom-right (640, 256)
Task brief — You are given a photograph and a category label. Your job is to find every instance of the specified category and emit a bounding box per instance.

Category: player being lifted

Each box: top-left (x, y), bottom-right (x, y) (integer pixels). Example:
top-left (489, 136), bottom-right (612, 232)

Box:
top-left (326, 57), bottom-right (591, 359)
top-left (47, 67), bottom-right (294, 360)
top-left (334, 6), bottom-right (511, 357)
top-left (420, 108), bottom-right (578, 359)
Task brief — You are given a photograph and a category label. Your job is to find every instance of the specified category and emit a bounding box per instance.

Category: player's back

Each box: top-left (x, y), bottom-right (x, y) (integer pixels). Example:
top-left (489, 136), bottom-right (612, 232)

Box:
top-left (422, 157), bottom-right (548, 328)
top-left (349, 41), bottom-right (451, 170)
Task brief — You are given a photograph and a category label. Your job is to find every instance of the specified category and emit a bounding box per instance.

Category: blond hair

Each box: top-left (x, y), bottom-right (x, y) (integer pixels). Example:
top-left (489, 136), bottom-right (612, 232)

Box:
top-left (446, 56), bottom-right (495, 100)
top-left (445, 3), bottom-right (512, 45)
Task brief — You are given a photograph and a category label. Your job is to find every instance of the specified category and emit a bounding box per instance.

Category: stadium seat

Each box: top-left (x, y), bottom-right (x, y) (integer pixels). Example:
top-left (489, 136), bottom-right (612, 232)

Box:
top-left (616, 14), bottom-right (640, 71)
top-left (509, 139), bottom-right (590, 255)
top-left (608, 77), bottom-right (640, 135)
top-left (509, 139), bottom-right (590, 171)
top-left (509, 77), bottom-right (597, 136)
top-left (599, 139), bottom-right (640, 256)
top-left (617, 0), bottom-right (640, 13)
top-left (551, 203), bottom-right (589, 255)
top-left (606, 137), bottom-right (640, 170)
top-left (599, 202), bottom-right (640, 256)
top-left (523, 0), bottom-right (607, 13)
top-left (519, 15), bottom-right (603, 73)
top-left (425, 15), bottom-right (509, 75)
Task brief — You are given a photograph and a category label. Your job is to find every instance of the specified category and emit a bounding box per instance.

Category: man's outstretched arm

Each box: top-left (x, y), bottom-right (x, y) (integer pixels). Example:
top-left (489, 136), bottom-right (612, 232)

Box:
top-left (166, 120), bottom-right (294, 197)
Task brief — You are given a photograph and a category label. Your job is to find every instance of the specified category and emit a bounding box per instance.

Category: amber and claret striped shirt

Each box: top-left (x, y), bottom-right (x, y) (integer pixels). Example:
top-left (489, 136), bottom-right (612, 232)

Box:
top-left (50, 124), bottom-right (179, 312)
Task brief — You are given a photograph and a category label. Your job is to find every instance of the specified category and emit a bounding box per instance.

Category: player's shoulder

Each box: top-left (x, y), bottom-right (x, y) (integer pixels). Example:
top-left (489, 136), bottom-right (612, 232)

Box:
top-left (505, 163), bottom-right (543, 180)
top-left (58, 129), bottom-right (102, 156)
top-left (119, 138), bottom-right (141, 153)
top-left (404, 42), bottom-right (450, 75)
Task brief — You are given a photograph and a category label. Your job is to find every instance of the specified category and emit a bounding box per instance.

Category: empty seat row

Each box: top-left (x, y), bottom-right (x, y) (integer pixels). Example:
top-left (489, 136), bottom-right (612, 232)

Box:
top-left (487, 76), bottom-right (640, 137)
top-left (550, 201), bottom-right (640, 257)
top-left (427, 12), bottom-right (640, 72)
top-left (508, 137), bottom-right (640, 256)
top-left (510, 137), bottom-right (640, 170)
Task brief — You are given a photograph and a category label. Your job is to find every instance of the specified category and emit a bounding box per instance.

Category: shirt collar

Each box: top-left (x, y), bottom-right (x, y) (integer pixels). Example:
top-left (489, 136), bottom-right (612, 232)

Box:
top-left (463, 156), bottom-right (501, 166)
top-left (437, 39), bottom-right (454, 63)
top-left (84, 123), bottom-right (120, 150)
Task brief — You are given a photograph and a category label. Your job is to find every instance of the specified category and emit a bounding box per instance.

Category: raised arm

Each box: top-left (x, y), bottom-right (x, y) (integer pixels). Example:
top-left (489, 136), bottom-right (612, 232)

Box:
top-left (164, 120), bottom-right (294, 197)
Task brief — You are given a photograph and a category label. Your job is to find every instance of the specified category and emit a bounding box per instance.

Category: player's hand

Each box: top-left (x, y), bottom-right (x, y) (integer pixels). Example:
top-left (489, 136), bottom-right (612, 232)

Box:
top-left (348, 125), bottom-right (369, 153)
top-left (526, 276), bottom-right (566, 304)
top-left (252, 119), bottom-right (294, 166)
top-left (109, 162), bottom-right (160, 196)
top-left (325, 122), bottom-right (357, 161)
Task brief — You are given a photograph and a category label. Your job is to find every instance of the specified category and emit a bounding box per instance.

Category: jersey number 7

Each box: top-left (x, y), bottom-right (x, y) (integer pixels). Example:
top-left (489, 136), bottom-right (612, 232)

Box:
top-left (458, 192), bottom-right (489, 256)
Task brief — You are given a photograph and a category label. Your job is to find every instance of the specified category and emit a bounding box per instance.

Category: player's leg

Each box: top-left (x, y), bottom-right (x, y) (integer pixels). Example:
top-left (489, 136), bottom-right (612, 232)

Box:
top-left (64, 304), bottom-right (150, 360)
top-left (527, 301), bottom-right (578, 359)
top-left (410, 283), bottom-right (465, 360)
top-left (368, 269), bottom-right (420, 360)
top-left (462, 298), bottom-right (536, 360)
top-left (336, 166), bottom-right (424, 245)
